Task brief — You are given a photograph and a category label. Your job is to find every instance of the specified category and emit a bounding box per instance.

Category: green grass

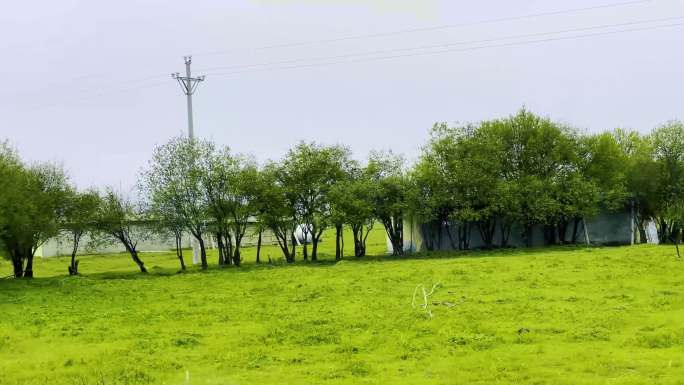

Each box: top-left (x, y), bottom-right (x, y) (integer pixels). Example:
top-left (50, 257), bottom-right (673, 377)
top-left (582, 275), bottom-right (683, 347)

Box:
top-left (2, 228), bottom-right (684, 384)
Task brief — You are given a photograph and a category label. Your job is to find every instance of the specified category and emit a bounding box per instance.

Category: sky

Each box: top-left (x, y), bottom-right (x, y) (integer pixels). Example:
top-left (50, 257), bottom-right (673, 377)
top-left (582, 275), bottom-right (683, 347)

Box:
top-left (1, 0), bottom-right (683, 190)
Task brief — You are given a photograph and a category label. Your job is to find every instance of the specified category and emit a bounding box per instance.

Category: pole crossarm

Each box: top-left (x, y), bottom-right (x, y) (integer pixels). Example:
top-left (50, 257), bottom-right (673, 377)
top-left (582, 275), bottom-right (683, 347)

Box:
top-left (171, 56), bottom-right (206, 96)
top-left (172, 74), bottom-right (205, 95)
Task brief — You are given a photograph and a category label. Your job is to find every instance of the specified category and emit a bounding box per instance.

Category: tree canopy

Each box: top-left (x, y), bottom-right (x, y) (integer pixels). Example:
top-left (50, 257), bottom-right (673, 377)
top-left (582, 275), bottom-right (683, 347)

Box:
top-left (3, 110), bottom-right (684, 277)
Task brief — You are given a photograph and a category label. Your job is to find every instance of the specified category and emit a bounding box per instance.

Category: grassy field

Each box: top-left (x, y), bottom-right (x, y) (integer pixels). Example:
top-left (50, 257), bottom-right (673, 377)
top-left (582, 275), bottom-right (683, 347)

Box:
top-left (2, 228), bottom-right (684, 384)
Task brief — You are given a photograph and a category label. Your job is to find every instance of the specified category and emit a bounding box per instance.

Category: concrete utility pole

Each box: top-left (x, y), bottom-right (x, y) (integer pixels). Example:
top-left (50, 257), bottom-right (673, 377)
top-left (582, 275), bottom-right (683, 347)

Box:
top-left (172, 56), bottom-right (205, 139)
top-left (172, 56), bottom-right (205, 264)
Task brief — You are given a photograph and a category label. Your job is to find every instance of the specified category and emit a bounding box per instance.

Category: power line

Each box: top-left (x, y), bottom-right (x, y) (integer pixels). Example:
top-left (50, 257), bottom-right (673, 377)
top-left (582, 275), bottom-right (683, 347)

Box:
top-left (23, 80), bottom-right (171, 112)
top-left (9, 0), bottom-right (658, 103)
top-left (197, 0), bottom-right (654, 56)
top-left (19, 18), bottom-right (683, 111)
top-left (203, 20), bottom-right (684, 78)
top-left (196, 15), bottom-right (684, 74)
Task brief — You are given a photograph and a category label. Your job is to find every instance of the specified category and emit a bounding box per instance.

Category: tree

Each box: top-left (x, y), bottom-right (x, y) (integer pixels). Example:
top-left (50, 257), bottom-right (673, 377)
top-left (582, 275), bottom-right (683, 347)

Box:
top-left (92, 189), bottom-right (149, 273)
top-left (254, 164), bottom-right (297, 262)
top-left (0, 142), bottom-right (71, 278)
top-left (368, 151), bottom-right (406, 256)
top-left (143, 199), bottom-right (187, 271)
top-left (329, 163), bottom-right (375, 258)
top-left (203, 148), bottom-right (259, 267)
top-left (581, 132), bottom-right (629, 210)
top-left (223, 157), bottom-right (260, 266)
top-left (409, 143), bottom-right (456, 251)
top-left (141, 137), bottom-right (212, 269)
top-left (0, 142), bottom-right (23, 276)
top-left (411, 123), bottom-right (502, 250)
top-left (63, 189), bottom-right (100, 275)
top-left (412, 123), bottom-right (472, 250)
top-left (480, 109), bottom-right (586, 245)
top-left (412, 109), bottom-right (609, 249)
top-left (651, 121), bottom-right (684, 244)
top-left (278, 142), bottom-right (350, 261)
top-left (444, 123), bottom-right (501, 249)
top-left (613, 128), bottom-right (659, 243)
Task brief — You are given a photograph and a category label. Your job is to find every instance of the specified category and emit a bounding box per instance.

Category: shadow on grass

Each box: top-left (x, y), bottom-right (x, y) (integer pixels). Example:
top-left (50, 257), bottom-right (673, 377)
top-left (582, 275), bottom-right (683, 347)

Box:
top-left (0, 243), bottom-right (650, 285)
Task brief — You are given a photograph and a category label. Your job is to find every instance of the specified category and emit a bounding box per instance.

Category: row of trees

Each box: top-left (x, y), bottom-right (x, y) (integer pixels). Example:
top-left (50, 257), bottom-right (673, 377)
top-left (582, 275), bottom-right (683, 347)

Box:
top-left (2, 109), bottom-right (683, 277)
top-left (0, 138), bottom-right (407, 277)
top-left (411, 109), bottom-right (684, 250)
top-left (139, 138), bottom-right (407, 270)
top-left (0, 142), bottom-right (156, 278)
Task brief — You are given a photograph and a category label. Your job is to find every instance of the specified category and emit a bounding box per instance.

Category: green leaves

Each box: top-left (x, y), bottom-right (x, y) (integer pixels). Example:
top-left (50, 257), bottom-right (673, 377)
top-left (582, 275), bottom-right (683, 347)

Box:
top-left (413, 109), bottom-right (628, 246)
top-left (0, 142), bottom-right (71, 260)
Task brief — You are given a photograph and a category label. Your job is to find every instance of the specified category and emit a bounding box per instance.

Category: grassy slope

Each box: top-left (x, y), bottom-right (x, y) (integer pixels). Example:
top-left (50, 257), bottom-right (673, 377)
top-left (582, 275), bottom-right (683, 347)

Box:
top-left (1, 228), bottom-right (684, 384)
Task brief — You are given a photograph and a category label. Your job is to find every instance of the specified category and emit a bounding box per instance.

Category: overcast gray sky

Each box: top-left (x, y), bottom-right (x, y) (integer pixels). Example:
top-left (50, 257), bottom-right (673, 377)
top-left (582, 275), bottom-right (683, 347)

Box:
top-left (1, 0), bottom-right (683, 189)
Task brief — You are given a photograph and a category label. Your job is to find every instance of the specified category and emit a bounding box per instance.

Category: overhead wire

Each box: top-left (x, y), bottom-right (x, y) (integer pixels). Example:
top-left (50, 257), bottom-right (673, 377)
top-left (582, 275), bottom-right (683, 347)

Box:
top-left (203, 20), bottom-right (684, 78)
top-left (195, 15), bottom-right (684, 74)
top-left (21, 18), bottom-right (683, 110)
top-left (17, 0), bottom-right (656, 95)
top-left (13, 0), bottom-right (678, 109)
top-left (197, 0), bottom-right (654, 55)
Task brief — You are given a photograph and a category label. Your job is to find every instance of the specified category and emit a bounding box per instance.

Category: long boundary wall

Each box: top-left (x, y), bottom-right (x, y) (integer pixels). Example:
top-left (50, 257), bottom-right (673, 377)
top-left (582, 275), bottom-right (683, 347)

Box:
top-left (403, 207), bottom-right (634, 253)
top-left (36, 225), bottom-right (279, 258)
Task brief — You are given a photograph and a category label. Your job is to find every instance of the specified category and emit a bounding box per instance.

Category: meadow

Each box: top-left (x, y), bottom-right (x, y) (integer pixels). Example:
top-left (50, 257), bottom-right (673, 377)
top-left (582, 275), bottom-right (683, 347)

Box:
top-left (1, 227), bottom-right (684, 384)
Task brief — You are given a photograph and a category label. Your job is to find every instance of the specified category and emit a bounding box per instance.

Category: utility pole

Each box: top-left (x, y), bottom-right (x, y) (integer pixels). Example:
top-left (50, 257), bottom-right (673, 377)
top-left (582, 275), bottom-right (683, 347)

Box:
top-left (172, 56), bottom-right (205, 264)
top-left (172, 56), bottom-right (205, 139)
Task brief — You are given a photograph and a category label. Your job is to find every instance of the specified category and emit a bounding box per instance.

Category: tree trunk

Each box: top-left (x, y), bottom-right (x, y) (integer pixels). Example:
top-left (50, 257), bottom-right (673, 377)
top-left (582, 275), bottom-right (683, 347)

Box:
top-left (637, 218), bottom-right (647, 244)
top-left (657, 217), bottom-right (670, 244)
top-left (459, 223), bottom-right (472, 250)
top-left (390, 234), bottom-right (403, 256)
top-left (311, 241), bottom-right (318, 261)
top-left (420, 223), bottom-right (435, 251)
top-left (290, 231), bottom-right (297, 263)
top-left (385, 216), bottom-right (404, 256)
top-left (12, 253), bottom-right (24, 278)
top-left (273, 228), bottom-right (291, 262)
top-left (360, 227), bottom-right (367, 256)
top-left (523, 224), bottom-right (533, 247)
top-left (437, 221), bottom-right (444, 250)
top-left (674, 239), bottom-right (681, 259)
top-left (477, 219), bottom-right (496, 249)
top-left (233, 247), bottom-right (241, 267)
top-left (352, 224), bottom-right (362, 257)
top-left (361, 224), bottom-right (372, 256)
top-left (302, 231), bottom-right (309, 262)
top-left (335, 225), bottom-right (340, 260)
top-left (69, 231), bottom-right (82, 276)
top-left (444, 222), bottom-right (458, 250)
top-left (384, 220), bottom-right (404, 256)
top-left (311, 227), bottom-right (323, 262)
top-left (216, 232), bottom-right (225, 266)
top-left (557, 219), bottom-right (568, 244)
top-left (124, 244), bottom-right (147, 273)
top-left (256, 229), bottom-right (263, 264)
top-left (198, 237), bottom-right (207, 269)
top-left (543, 225), bottom-right (554, 245)
top-left (571, 218), bottom-right (580, 244)
top-left (672, 226), bottom-right (682, 259)
top-left (310, 226), bottom-right (316, 262)
top-left (499, 220), bottom-right (512, 248)
top-left (175, 232), bottom-right (186, 271)
top-left (23, 254), bottom-right (34, 278)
